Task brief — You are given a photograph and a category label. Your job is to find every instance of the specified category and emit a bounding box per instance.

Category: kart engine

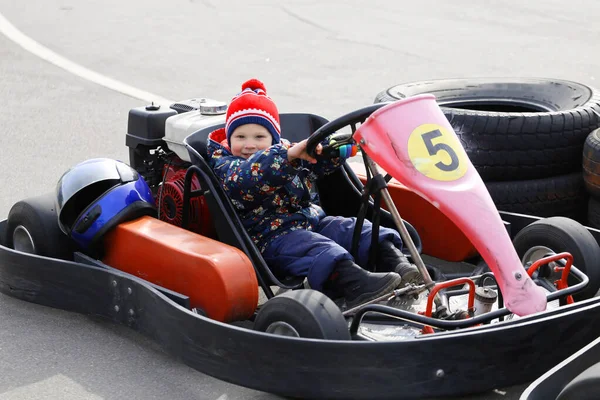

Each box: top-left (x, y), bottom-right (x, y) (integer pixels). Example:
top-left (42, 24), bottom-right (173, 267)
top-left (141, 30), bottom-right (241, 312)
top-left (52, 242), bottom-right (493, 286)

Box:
top-left (126, 97), bottom-right (227, 239)
top-left (155, 163), bottom-right (216, 238)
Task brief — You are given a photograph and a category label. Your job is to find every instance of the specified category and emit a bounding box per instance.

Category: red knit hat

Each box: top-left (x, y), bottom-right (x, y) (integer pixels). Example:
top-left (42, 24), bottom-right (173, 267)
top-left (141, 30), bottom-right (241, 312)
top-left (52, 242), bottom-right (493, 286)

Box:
top-left (225, 79), bottom-right (281, 145)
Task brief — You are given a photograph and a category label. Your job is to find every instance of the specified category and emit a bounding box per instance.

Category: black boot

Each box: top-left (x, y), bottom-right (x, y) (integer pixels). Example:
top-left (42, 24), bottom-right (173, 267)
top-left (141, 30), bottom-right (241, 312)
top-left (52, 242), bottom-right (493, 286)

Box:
top-left (377, 241), bottom-right (422, 286)
top-left (327, 260), bottom-right (402, 308)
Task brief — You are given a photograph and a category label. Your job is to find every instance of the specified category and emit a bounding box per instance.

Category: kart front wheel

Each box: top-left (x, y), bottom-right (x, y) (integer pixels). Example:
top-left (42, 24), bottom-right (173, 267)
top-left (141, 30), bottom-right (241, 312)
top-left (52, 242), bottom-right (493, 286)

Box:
top-left (254, 289), bottom-right (351, 340)
top-left (513, 217), bottom-right (600, 301)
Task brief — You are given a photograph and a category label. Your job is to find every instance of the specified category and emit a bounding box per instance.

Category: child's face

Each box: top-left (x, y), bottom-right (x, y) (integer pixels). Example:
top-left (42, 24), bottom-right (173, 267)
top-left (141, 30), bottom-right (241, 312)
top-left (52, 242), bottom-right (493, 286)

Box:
top-left (230, 124), bottom-right (273, 159)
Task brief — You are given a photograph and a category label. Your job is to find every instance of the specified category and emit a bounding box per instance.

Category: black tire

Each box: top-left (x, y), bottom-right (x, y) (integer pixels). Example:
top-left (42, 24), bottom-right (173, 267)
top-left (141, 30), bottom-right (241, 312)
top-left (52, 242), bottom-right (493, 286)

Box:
top-left (588, 197), bottom-right (600, 229)
top-left (374, 78), bottom-right (600, 181)
top-left (6, 193), bottom-right (75, 260)
top-left (583, 128), bottom-right (600, 198)
top-left (513, 217), bottom-right (600, 301)
top-left (485, 172), bottom-right (588, 222)
top-left (253, 289), bottom-right (350, 340)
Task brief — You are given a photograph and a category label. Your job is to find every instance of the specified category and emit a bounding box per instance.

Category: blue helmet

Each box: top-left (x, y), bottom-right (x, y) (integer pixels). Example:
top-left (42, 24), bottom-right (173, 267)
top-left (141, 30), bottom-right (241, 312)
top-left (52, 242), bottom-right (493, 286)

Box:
top-left (55, 158), bottom-right (156, 251)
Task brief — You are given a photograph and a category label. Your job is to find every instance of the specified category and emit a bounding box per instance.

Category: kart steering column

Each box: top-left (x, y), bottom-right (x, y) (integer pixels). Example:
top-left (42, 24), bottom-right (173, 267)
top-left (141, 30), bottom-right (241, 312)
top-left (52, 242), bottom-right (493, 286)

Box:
top-left (363, 153), bottom-right (448, 312)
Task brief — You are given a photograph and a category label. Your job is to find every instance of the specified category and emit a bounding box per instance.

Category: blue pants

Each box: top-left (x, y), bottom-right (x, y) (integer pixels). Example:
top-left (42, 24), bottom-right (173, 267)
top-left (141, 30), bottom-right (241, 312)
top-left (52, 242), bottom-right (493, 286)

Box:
top-left (262, 216), bottom-right (403, 291)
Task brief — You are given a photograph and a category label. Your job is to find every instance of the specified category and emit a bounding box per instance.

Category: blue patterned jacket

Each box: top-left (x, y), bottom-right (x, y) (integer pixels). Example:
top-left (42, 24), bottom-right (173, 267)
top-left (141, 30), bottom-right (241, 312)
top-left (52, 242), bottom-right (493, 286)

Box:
top-left (207, 127), bottom-right (347, 252)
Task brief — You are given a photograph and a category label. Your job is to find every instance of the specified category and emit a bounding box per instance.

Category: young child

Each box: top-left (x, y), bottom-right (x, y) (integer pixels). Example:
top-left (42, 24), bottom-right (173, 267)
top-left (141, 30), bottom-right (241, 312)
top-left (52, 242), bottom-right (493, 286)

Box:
top-left (207, 78), bottom-right (420, 308)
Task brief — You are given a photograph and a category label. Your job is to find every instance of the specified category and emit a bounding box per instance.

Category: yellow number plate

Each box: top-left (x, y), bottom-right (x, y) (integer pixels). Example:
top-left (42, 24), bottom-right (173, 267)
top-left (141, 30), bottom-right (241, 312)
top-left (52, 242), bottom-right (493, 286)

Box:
top-left (407, 123), bottom-right (468, 182)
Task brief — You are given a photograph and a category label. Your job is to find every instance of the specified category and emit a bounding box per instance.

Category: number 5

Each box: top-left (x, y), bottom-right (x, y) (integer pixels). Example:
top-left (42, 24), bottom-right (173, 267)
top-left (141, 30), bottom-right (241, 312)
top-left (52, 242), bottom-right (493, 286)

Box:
top-left (421, 129), bottom-right (459, 172)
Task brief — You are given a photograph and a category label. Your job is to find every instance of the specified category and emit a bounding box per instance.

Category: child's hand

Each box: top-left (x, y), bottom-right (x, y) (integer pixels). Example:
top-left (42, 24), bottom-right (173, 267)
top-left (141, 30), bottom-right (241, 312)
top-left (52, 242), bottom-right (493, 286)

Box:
top-left (287, 139), bottom-right (322, 164)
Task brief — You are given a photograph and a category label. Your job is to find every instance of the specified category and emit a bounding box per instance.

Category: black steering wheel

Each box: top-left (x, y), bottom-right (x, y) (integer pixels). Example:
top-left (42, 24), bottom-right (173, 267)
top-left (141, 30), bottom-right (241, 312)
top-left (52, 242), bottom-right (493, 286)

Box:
top-left (305, 101), bottom-right (423, 262)
top-left (306, 103), bottom-right (389, 158)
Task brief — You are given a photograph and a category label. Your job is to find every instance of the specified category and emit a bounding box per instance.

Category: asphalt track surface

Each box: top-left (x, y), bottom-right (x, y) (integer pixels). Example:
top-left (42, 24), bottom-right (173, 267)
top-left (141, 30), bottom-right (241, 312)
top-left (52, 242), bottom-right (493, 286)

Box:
top-left (0, 1), bottom-right (599, 399)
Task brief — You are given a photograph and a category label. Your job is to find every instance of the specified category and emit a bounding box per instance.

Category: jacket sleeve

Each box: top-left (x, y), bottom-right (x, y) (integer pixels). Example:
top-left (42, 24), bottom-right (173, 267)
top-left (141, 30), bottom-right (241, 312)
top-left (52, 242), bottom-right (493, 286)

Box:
top-left (212, 145), bottom-right (300, 210)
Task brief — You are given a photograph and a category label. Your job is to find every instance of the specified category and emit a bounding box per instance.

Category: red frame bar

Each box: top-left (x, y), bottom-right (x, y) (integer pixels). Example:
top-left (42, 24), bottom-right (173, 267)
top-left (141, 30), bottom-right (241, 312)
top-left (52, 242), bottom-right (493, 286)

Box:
top-left (526, 252), bottom-right (574, 304)
top-left (420, 253), bottom-right (575, 334)
top-left (420, 277), bottom-right (476, 334)
top-left (424, 277), bottom-right (476, 318)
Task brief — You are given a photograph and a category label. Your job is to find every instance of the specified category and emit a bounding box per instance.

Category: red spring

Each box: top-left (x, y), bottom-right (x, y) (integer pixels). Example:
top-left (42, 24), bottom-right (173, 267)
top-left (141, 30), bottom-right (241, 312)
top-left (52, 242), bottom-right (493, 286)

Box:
top-left (526, 252), bottom-right (574, 304)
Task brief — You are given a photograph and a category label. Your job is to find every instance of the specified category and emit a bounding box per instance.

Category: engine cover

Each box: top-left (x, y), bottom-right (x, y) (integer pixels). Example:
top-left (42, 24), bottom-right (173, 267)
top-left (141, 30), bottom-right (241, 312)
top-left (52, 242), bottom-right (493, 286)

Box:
top-left (163, 98), bottom-right (227, 162)
top-left (157, 165), bottom-right (216, 238)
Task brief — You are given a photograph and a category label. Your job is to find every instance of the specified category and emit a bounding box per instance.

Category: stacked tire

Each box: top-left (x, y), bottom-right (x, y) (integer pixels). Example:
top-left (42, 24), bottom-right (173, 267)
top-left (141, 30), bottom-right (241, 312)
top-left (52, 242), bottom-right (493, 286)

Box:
top-left (584, 129), bottom-right (600, 228)
top-left (374, 78), bottom-right (600, 223)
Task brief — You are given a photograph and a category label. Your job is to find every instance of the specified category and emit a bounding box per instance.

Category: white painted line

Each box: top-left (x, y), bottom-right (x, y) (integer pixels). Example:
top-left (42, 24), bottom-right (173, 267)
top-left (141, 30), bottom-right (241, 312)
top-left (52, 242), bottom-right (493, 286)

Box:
top-left (0, 11), bottom-right (174, 105)
top-left (0, 374), bottom-right (105, 400)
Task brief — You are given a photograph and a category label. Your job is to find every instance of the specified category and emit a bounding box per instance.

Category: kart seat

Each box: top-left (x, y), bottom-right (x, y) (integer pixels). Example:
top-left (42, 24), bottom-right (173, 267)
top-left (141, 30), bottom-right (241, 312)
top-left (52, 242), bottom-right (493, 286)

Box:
top-left (183, 113), bottom-right (329, 296)
top-left (186, 113), bottom-right (328, 162)
top-left (183, 112), bottom-right (422, 297)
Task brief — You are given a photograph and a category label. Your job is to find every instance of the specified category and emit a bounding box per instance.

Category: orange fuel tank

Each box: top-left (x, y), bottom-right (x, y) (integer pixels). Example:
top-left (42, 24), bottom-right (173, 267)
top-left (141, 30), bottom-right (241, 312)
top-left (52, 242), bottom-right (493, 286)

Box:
top-left (349, 162), bottom-right (478, 262)
top-left (102, 216), bottom-right (259, 322)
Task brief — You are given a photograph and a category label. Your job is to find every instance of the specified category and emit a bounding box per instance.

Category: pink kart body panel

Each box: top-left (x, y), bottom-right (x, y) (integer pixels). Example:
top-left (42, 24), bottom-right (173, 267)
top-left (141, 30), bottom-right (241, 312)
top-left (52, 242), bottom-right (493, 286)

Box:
top-left (354, 95), bottom-right (547, 316)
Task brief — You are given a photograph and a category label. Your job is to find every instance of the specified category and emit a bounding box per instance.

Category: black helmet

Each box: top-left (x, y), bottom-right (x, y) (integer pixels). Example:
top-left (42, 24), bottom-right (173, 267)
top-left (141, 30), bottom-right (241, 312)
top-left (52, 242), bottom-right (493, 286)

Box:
top-left (56, 158), bottom-right (156, 250)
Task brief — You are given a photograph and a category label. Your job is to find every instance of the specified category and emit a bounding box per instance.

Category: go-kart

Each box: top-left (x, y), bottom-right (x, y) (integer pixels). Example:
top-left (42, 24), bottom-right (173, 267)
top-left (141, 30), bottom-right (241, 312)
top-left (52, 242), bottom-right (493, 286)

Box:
top-left (2, 93), bottom-right (600, 400)
top-left (520, 334), bottom-right (600, 399)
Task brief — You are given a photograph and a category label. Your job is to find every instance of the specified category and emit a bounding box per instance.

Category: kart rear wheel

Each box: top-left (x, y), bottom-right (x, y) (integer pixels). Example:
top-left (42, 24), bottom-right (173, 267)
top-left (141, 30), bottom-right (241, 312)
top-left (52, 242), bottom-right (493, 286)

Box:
top-left (513, 217), bottom-right (600, 301)
top-left (6, 193), bottom-right (74, 260)
top-left (254, 289), bottom-right (351, 340)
